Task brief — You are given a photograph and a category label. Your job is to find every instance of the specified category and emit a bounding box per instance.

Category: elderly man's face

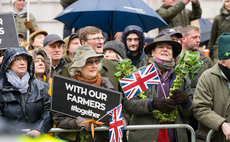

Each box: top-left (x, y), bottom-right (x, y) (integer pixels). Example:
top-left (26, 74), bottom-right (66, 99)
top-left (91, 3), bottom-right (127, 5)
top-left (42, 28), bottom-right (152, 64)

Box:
top-left (163, 0), bottom-right (177, 6)
top-left (82, 33), bottom-right (104, 54)
top-left (45, 42), bottom-right (63, 61)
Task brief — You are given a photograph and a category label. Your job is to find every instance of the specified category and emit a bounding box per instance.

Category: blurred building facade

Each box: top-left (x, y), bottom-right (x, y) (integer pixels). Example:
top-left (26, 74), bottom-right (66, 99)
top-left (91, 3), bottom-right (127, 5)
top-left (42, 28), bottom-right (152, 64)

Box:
top-left (0, 0), bottom-right (224, 40)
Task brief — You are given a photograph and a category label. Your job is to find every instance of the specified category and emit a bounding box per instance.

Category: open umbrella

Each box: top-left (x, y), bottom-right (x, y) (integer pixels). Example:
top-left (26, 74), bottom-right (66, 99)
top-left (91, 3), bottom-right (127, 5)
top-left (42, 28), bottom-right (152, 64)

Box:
top-left (54, 0), bottom-right (168, 34)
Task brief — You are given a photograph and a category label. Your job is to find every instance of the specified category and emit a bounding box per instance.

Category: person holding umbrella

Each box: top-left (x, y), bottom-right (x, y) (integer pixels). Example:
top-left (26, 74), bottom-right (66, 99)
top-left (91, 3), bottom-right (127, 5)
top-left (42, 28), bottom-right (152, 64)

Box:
top-left (10, 0), bottom-right (39, 42)
top-left (124, 33), bottom-right (193, 142)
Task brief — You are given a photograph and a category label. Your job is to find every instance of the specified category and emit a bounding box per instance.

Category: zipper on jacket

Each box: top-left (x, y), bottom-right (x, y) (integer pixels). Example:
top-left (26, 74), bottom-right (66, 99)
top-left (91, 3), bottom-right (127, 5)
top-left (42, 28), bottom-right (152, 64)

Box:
top-left (22, 94), bottom-right (26, 106)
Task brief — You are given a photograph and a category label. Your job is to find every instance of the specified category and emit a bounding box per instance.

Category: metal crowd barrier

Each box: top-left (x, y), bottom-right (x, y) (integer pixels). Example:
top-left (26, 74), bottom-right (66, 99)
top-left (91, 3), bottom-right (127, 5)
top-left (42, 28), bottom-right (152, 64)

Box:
top-left (206, 129), bottom-right (214, 142)
top-left (22, 124), bottom-right (196, 142)
top-left (206, 123), bottom-right (230, 142)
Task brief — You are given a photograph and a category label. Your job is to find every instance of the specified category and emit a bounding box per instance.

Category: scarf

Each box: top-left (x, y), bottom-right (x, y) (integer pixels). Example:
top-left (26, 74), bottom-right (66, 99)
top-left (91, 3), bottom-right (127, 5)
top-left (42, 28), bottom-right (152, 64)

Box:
top-left (6, 69), bottom-right (30, 93)
top-left (73, 72), bottom-right (102, 86)
top-left (220, 6), bottom-right (230, 20)
top-left (219, 64), bottom-right (230, 80)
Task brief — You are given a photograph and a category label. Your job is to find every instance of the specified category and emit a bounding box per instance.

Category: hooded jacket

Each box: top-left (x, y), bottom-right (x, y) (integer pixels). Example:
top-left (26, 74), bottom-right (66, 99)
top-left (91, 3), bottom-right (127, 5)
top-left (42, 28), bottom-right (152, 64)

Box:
top-left (10, 6), bottom-right (39, 42)
top-left (62, 33), bottom-right (79, 64)
top-left (0, 47), bottom-right (52, 133)
top-left (207, 6), bottom-right (230, 64)
top-left (31, 47), bottom-right (51, 83)
top-left (121, 25), bottom-right (147, 66)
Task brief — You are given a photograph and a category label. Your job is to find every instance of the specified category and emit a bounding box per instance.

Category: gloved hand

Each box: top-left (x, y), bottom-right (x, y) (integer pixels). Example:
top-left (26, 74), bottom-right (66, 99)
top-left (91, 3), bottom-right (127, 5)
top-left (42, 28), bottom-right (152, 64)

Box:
top-left (152, 97), bottom-right (175, 114)
top-left (170, 90), bottom-right (189, 105)
top-left (75, 116), bottom-right (91, 131)
top-left (24, 20), bottom-right (35, 32)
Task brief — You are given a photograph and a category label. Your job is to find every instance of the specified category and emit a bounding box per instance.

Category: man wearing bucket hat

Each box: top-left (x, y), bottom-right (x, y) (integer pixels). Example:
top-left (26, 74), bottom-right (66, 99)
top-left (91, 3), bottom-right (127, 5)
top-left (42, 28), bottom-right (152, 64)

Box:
top-left (124, 33), bottom-right (193, 142)
top-left (44, 34), bottom-right (67, 77)
top-left (193, 32), bottom-right (230, 141)
top-left (53, 45), bottom-right (126, 142)
top-left (28, 30), bottom-right (48, 52)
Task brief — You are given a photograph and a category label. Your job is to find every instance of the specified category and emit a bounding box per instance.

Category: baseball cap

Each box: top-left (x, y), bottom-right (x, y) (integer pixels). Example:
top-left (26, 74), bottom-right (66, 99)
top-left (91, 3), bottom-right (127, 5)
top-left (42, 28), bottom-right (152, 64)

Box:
top-left (43, 34), bottom-right (65, 47)
top-left (159, 28), bottom-right (182, 38)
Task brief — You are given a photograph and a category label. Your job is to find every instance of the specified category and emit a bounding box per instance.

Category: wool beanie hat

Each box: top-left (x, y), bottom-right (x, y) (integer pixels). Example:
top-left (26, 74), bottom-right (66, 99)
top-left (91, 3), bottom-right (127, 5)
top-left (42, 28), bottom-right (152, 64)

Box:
top-left (103, 40), bottom-right (126, 59)
top-left (218, 32), bottom-right (230, 60)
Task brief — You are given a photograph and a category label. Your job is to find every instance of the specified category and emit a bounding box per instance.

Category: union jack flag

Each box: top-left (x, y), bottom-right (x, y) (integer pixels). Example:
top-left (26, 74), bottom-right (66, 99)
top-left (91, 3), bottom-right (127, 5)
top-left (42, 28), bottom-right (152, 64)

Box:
top-left (119, 63), bottom-right (160, 99)
top-left (108, 104), bottom-right (123, 142)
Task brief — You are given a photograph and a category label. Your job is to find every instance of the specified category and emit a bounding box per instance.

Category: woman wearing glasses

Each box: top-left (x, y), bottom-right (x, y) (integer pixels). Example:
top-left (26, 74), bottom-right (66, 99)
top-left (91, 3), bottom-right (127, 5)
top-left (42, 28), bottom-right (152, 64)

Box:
top-left (0, 46), bottom-right (52, 137)
top-left (53, 45), bottom-right (116, 142)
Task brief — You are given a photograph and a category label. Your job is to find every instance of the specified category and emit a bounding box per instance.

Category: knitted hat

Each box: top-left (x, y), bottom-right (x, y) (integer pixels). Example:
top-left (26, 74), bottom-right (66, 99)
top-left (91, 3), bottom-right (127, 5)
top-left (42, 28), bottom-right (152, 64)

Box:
top-left (103, 41), bottom-right (126, 59)
top-left (218, 32), bottom-right (230, 60)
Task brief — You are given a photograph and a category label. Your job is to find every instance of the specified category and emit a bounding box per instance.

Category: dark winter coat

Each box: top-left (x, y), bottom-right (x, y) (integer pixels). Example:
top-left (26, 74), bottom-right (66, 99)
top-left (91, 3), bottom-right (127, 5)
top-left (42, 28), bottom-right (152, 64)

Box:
top-left (0, 47), bottom-right (52, 133)
top-left (121, 25), bottom-right (147, 66)
top-left (156, 1), bottom-right (202, 32)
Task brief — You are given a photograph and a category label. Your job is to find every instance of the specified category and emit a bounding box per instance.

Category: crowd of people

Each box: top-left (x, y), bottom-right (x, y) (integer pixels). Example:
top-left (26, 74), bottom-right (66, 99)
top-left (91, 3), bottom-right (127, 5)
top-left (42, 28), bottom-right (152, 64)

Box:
top-left (1, 0), bottom-right (230, 142)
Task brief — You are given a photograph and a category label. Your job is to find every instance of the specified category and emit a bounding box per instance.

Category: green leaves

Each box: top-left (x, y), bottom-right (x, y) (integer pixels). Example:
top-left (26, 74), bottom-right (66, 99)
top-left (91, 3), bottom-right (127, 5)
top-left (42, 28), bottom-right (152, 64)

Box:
top-left (114, 58), bottom-right (137, 81)
top-left (175, 50), bottom-right (203, 81)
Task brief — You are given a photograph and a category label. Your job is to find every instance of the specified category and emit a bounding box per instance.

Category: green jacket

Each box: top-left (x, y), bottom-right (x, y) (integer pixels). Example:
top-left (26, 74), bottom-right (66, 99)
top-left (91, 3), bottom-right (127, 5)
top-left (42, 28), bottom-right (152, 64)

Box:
top-left (62, 58), bottom-right (120, 91)
top-left (156, 1), bottom-right (202, 32)
top-left (207, 8), bottom-right (230, 64)
top-left (193, 63), bottom-right (230, 142)
top-left (60, 0), bottom-right (78, 6)
top-left (14, 12), bottom-right (38, 42)
top-left (124, 72), bottom-right (193, 142)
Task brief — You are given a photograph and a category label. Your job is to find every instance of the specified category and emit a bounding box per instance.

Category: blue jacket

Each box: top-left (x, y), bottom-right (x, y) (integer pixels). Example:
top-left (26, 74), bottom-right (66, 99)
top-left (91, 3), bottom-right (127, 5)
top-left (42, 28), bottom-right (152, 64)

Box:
top-left (122, 25), bottom-right (147, 66)
top-left (0, 47), bottom-right (53, 133)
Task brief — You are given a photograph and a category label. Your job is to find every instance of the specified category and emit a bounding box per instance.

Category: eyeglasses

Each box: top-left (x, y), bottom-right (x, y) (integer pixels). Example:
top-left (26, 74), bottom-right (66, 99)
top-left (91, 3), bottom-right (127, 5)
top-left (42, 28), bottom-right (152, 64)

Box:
top-left (14, 57), bottom-right (28, 62)
top-left (85, 59), bottom-right (101, 66)
top-left (86, 37), bottom-right (106, 42)
top-left (126, 38), bottom-right (139, 42)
